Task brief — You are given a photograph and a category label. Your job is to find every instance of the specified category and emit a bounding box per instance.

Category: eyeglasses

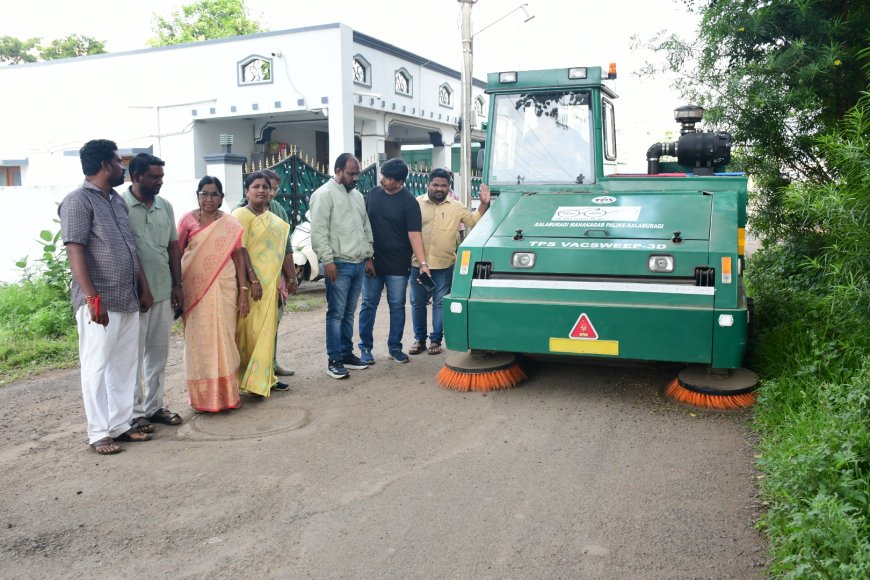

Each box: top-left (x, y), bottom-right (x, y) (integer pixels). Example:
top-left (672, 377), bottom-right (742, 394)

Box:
top-left (197, 191), bottom-right (223, 198)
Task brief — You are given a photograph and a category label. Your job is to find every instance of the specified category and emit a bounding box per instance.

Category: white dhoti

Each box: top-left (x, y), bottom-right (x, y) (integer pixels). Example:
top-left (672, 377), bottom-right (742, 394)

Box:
top-left (76, 306), bottom-right (139, 444)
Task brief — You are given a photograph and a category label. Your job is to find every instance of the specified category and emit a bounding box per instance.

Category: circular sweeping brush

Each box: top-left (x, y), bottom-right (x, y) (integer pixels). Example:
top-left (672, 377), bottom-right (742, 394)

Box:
top-left (437, 352), bottom-right (527, 392)
top-left (663, 365), bottom-right (758, 410)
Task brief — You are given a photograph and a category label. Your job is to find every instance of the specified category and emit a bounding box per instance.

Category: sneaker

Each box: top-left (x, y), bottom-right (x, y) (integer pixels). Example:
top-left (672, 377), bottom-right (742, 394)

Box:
top-left (327, 360), bottom-right (349, 379)
top-left (359, 349), bottom-right (375, 365)
top-left (342, 354), bottom-right (369, 370)
top-left (389, 350), bottom-right (410, 363)
top-left (271, 381), bottom-right (291, 392)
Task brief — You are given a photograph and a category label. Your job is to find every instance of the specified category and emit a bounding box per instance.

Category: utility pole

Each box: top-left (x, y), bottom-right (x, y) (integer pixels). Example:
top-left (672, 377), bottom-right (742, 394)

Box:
top-left (458, 0), bottom-right (475, 210)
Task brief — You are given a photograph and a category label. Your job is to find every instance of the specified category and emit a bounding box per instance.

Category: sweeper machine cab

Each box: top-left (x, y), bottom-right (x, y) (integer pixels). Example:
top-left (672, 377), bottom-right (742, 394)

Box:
top-left (439, 65), bottom-right (758, 407)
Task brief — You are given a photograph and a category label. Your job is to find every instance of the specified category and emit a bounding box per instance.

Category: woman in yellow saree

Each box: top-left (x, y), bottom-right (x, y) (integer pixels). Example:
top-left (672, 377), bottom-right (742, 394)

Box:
top-left (178, 176), bottom-right (249, 412)
top-left (233, 172), bottom-right (297, 397)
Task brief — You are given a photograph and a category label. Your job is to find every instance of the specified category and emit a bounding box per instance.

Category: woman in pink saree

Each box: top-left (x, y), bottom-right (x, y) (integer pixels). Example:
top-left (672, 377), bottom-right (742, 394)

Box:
top-left (177, 176), bottom-right (249, 412)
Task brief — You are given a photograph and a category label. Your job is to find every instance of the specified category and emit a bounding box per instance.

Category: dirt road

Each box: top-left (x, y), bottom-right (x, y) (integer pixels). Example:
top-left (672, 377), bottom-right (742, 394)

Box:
top-left (0, 285), bottom-right (766, 578)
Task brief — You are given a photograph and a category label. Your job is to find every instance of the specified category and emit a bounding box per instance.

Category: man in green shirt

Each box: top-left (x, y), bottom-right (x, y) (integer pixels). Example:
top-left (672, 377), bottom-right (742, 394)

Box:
top-left (122, 154), bottom-right (183, 430)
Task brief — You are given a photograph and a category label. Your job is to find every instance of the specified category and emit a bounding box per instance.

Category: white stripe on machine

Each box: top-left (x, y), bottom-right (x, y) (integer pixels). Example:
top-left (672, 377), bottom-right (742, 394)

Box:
top-left (472, 279), bottom-right (715, 295)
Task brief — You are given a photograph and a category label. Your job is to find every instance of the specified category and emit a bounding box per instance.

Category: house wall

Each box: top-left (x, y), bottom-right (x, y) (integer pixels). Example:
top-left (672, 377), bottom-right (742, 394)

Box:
top-left (0, 23), bottom-right (485, 282)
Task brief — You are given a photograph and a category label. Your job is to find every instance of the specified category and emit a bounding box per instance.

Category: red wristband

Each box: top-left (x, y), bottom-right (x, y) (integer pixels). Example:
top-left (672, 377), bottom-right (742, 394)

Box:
top-left (85, 294), bottom-right (101, 315)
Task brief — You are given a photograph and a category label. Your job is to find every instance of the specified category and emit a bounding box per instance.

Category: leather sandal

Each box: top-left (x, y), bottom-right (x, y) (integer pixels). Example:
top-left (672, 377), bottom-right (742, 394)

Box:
top-left (130, 417), bottom-right (155, 434)
top-left (427, 342), bottom-right (443, 355)
top-left (150, 408), bottom-right (182, 425)
top-left (89, 437), bottom-right (122, 454)
top-left (409, 340), bottom-right (427, 355)
top-left (114, 429), bottom-right (152, 443)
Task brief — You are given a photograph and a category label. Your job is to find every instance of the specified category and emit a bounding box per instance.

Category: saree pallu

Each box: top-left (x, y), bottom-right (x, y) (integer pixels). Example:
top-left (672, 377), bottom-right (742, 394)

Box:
top-left (180, 213), bottom-right (243, 412)
top-left (232, 208), bottom-right (290, 397)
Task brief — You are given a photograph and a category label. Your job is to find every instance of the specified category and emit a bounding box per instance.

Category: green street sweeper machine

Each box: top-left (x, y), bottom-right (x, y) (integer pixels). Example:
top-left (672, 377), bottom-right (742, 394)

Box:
top-left (440, 65), bottom-right (757, 408)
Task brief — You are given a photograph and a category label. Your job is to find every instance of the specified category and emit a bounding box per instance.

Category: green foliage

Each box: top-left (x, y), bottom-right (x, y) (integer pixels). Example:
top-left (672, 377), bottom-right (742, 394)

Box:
top-left (0, 227), bottom-right (76, 385)
top-left (17, 226), bottom-right (72, 299)
top-left (148, 0), bottom-right (264, 47)
top-left (746, 95), bottom-right (870, 576)
top-left (0, 34), bottom-right (106, 63)
top-left (0, 35), bottom-right (40, 63)
top-left (637, 0), bottom-right (870, 242)
top-left (755, 361), bottom-right (870, 578)
top-left (38, 34), bottom-right (106, 60)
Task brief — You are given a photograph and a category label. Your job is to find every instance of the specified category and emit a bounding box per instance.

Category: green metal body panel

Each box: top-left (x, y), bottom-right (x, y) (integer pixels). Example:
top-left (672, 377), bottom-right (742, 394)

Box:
top-left (444, 66), bottom-right (751, 370)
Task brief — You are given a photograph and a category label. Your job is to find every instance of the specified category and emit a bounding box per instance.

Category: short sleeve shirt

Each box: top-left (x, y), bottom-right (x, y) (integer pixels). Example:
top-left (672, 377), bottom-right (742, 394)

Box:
top-left (123, 188), bottom-right (178, 302)
top-left (415, 196), bottom-right (483, 269)
top-left (366, 186), bottom-right (422, 276)
top-left (59, 181), bottom-right (141, 313)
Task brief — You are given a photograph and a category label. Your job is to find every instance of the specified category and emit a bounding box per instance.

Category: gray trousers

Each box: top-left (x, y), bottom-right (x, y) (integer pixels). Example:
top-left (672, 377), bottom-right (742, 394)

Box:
top-left (133, 299), bottom-right (172, 419)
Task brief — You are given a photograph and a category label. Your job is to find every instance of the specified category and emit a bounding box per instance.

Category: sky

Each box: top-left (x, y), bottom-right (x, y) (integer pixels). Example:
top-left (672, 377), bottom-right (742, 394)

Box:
top-left (2, 0), bottom-right (699, 164)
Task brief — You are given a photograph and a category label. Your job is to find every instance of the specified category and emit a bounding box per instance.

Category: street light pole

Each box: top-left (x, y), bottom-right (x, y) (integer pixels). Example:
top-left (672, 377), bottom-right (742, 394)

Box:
top-left (459, 0), bottom-right (475, 210)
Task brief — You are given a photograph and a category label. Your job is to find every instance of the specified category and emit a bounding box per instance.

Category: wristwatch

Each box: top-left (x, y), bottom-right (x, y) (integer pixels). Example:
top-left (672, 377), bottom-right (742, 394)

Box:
top-left (420, 261), bottom-right (428, 267)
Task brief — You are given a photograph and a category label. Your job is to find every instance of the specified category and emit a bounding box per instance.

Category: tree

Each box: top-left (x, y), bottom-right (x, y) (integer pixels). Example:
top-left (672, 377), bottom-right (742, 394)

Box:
top-left (39, 34), bottom-right (106, 60)
top-left (0, 35), bottom-right (40, 64)
top-left (638, 0), bottom-right (870, 241)
top-left (148, 0), bottom-right (264, 47)
top-left (0, 34), bottom-right (105, 64)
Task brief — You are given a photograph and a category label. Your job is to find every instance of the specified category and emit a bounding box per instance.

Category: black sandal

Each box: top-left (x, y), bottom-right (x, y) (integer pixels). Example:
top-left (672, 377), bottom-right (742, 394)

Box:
top-left (130, 417), bottom-right (155, 434)
top-left (409, 340), bottom-right (427, 355)
top-left (150, 408), bottom-right (182, 425)
top-left (114, 429), bottom-right (153, 443)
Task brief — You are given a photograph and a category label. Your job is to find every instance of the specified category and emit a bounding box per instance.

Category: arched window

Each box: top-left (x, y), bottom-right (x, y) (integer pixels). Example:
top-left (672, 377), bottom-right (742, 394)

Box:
top-left (352, 55), bottom-right (371, 87)
top-left (394, 68), bottom-right (412, 97)
top-left (474, 96), bottom-right (486, 117)
top-left (438, 83), bottom-right (454, 108)
top-left (237, 55), bottom-right (273, 86)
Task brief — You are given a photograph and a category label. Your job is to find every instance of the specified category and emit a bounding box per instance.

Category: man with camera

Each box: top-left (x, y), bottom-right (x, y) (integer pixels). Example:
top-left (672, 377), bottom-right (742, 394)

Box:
top-left (358, 158), bottom-right (429, 364)
top-left (409, 168), bottom-right (490, 356)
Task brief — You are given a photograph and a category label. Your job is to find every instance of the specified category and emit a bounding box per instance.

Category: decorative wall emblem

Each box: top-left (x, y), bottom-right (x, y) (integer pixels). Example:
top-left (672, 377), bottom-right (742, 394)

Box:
top-left (474, 96), bottom-right (486, 117)
top-left (237, 55), bottom-right (273, 86)
top-left (353, 55), bottom-right (371, 87)
top-left (394, 68), bottom-right (412, 97)
top-left (438, 83), bottom-right (453, 108)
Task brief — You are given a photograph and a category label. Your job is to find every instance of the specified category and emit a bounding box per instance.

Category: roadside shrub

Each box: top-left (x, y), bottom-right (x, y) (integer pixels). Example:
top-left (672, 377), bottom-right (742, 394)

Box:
top-left (747, 93), bottom-right (870, 576)
top-left (0, 227), bottom-right (77, 384)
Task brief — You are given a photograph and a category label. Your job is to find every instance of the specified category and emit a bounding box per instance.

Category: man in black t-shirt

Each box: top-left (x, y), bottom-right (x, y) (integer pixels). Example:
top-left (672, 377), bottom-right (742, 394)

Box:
top-left (358, 158), bottom-right (431, 363)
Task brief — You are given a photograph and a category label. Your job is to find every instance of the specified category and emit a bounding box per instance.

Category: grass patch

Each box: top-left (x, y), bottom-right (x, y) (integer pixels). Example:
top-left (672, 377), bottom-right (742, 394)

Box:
top-left (0, 226), bottom-right (78, 386)
top-left (283, 293), bottom-right (326, 313)
top-left (0, 279), bottom-right (79, 386)
top-left (0, 332), bottom-right (79, 386)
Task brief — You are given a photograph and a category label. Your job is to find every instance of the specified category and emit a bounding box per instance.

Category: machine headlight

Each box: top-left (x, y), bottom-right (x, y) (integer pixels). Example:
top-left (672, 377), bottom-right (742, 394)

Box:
top-left (499, 71), bottom-right (518, 83)
top-left (568, 67), bottom-right (588, 79)
top-left (648, 255), bottom-right (675, 272)
top-left (511, 252), bottom-right (536, 268)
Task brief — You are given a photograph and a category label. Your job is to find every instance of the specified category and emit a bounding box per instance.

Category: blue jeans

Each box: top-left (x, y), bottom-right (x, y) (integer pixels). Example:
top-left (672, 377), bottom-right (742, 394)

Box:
top-left (410, 266), bottom-right (453, 344)
top-left (358, 273), bottom-right (409, 353)
top-left (325, 261), bottom-right (365, 362)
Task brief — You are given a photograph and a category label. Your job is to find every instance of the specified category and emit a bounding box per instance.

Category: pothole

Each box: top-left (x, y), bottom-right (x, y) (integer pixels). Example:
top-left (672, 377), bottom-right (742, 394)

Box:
top-left (178, 404), bottom-right (310, 441)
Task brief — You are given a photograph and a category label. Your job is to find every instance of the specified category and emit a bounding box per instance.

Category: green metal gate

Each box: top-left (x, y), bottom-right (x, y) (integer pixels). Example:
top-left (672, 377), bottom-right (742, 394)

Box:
top-left (244, 153), bottom-right (482, 230)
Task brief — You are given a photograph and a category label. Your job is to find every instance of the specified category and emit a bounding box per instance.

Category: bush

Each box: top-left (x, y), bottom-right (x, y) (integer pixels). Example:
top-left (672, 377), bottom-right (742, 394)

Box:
top-left (0, 227), bottom-right (77, 385)
top-left (747, 94), bottom-right (870, 576)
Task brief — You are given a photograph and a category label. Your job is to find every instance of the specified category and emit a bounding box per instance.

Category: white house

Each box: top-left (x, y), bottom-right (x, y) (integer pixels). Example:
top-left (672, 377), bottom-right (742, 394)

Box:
top-left (0, 23), bottom-right (487, 281)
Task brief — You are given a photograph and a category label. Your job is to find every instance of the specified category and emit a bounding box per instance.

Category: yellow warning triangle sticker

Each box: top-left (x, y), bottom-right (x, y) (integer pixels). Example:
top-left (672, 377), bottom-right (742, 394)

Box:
top-left (569, 313), bottom-right (598, 340)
